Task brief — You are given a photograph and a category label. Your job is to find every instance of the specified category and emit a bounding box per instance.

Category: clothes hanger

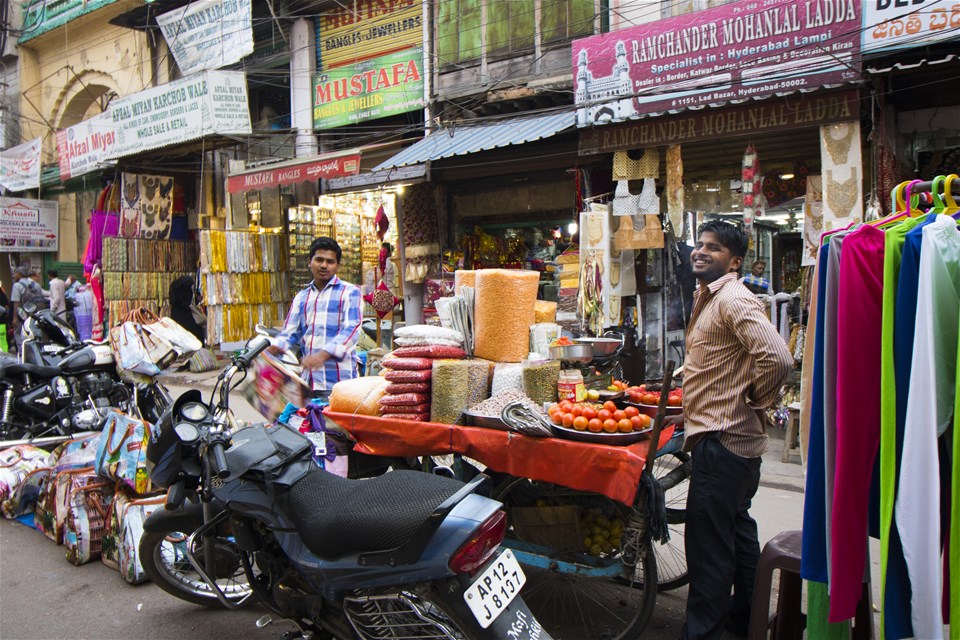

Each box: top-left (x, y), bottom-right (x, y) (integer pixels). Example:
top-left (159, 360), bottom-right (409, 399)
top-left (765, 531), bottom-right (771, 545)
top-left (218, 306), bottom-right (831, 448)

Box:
top-left (871, 179), bottom-right (923, 228)
top-left (930, 175), bottom-right (948, 213)
top-left (942, 174), bottom-right (960, 217)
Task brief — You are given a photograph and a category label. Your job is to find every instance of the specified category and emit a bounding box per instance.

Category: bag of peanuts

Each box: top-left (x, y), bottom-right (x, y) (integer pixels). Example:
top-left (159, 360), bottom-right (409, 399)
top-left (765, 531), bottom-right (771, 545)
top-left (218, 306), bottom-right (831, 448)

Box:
top-left (384, 369), bottom-right (433, 383)
top-left (379, 393), bottom-right (430, 406)
top-left (381, 357), bottom-right (434, 371)
top-left (379, 403), bottom-right (431, 415)
top-left (473, 270), bottom-right (539, 363)
top-left (391, 345), bottom-right (467, 359)
top-left (385, 382), bottom-right (431, 394)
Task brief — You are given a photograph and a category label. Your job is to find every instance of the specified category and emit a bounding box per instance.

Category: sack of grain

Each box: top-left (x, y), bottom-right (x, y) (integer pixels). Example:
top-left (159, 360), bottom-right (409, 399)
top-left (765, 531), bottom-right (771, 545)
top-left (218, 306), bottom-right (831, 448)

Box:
top-left (385, 382), bottom-right (431, 394)
top-left (394, 325), bottom-right (464, 345)
top-left (473, 269), bottom-right (539, 363)
top-left (379, 403), bottom-right (431, 415)
top-left (431, 358), bottom-right (493, 424)
top-left (329, 376), bottom-right (391, 416)
top-left (379, 393), bottom-right (431, 406)
top-left (383, 369), bottom-right (433, 383)
top-left (391, 345), bottom-right (467, 359)
top-left (534, 300), bottom-right (557, 324)
top-left (454, 270), bottom-right (476, 294)
top-left (491, 363), bottom-right (524, 397)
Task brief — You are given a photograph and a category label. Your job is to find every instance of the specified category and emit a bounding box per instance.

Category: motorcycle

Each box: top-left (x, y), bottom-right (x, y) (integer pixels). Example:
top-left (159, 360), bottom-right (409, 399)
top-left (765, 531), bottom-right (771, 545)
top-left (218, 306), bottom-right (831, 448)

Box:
top-left (0, 304), bottom-right (171, 441)
top-left (140, 336), bottom-right (550, 640)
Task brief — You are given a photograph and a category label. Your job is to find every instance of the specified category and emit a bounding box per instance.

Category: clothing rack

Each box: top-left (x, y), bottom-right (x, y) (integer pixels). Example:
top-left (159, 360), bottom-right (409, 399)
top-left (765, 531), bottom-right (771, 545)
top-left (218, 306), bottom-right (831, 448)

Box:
top-left (908, 179), bottom-right (960, 194)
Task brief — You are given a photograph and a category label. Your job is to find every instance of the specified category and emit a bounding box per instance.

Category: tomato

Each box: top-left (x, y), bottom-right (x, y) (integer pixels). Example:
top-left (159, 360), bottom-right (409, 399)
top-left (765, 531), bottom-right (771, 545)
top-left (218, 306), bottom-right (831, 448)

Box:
top-left (551, 412), bottom-right (563, 424)
top-left (602, 419), bottom-right (618, 433)
top-left (573, 416), bottom-right (589, 431)
top-left (641, 414), bottom-right (653, 427)
top-left (587, 418), bottom-right (603, 432)
top-left (613, 410), bottom-right (626, 422)
top-left (630, 415), bottom-right (644, 430)
top-left (559, 400), bottom-right (573, 413)
top-left (602, 401), bottom-right (617, 413)
top-left (548, 405), bottom-right (561, 417)
top-left (597, 409), bottom-right (612, 422)
top-left (562, 413), bottom-right (575, 427)
top-left (623, 406), bottom-right (640, 419)
top-left (581, 406), bottom-right (597, 421)
top-left (617, 419), bottom-right (633, 433)
top-left (571, 405), bottom-right (584, 417)
top-left (668, 396), bottom-right (682, 407)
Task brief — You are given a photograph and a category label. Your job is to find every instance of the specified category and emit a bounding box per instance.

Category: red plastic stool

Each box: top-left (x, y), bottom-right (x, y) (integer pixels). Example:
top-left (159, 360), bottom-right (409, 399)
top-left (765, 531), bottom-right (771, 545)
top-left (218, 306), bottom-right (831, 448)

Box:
top-left (747, 530), bottom-right (874, 640)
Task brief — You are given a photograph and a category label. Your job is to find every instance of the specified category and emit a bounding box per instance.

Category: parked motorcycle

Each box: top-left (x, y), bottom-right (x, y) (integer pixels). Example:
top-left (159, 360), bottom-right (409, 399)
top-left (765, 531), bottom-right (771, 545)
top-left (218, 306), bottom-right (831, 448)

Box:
top-left (140, 337), bottom-right (550, 640)
top-left (0, 304), bottom-right (171, 441)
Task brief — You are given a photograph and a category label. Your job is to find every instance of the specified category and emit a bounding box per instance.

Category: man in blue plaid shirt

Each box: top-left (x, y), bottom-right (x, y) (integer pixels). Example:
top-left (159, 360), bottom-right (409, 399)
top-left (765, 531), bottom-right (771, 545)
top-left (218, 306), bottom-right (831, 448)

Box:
top-left (269, 237), bottom-right (363, 399)
top-left (741, 260), bottom-right (771, 295)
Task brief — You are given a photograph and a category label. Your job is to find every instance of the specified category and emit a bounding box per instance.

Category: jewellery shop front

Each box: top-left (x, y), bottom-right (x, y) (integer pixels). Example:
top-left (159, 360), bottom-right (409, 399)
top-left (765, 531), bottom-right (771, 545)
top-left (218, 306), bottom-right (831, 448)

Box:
top-left (577, 88), bottom-right (863, 386)
top-left (224, 152), bottom-right (405, 345)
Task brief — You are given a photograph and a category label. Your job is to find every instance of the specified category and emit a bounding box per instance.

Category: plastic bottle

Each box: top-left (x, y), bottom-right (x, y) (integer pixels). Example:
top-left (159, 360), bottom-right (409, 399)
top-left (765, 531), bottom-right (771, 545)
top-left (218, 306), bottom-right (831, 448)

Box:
top-left (558, 369), bottom-right (585, 403)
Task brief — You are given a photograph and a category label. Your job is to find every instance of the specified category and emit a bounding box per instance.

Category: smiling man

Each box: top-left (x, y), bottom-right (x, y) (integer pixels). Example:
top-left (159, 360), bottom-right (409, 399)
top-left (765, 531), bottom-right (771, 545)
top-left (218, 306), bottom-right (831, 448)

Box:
top-left (681, 220), bottom-right (794, 640)
top-left (269, 236), bottom-right (362, 401)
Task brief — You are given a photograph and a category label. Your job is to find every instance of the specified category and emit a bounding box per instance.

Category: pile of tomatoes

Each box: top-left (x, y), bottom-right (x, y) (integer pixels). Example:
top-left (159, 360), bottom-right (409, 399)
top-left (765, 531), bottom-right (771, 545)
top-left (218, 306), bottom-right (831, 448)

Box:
top-left (548, 400), bottom-right (653, 433)
top-left (625, 386), bottom-right (683, 407)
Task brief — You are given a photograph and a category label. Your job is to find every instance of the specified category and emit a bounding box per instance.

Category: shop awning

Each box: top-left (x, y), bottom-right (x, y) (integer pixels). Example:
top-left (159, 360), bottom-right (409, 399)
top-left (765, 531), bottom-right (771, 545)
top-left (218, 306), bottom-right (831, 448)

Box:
top-left (374, 111), bottom-right (575, 170)
top-left (227, 151), bottom-right (362, 194)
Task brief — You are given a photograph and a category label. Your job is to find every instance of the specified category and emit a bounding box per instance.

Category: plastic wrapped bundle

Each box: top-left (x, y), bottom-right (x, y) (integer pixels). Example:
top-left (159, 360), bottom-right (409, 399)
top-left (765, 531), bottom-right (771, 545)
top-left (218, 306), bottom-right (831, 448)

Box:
top-left (492, 363), bottom-right (524, 396)
top-left (474, 270), bottom-right (539, 363)
top-left (454, 270), bottom-right (476, 294)
top-left (535, 300), bottom-right (557, 324)
top-left (329, 376), bottom-right (391, 416)
top-left (431, 358), bottom-right (493, 424)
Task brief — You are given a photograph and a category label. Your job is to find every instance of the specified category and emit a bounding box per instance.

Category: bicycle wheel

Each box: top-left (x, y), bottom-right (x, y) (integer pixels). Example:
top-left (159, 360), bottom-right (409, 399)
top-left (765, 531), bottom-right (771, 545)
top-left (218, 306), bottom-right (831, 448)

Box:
top-left (493, 478), bottom-right (659, 640)
top-left (649, 451), bottom-right (691, 591)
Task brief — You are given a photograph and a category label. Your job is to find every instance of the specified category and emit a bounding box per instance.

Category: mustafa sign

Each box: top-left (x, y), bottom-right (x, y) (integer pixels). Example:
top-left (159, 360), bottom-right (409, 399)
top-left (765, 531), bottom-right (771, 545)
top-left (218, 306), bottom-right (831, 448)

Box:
top-left (0, 197), bottom-right (58, 252)
top-left (319, 0), bottom-right (422, 70)
top-left (0, 138), bottom-right (42, 192)
top-left (313, 47), bottom-right (425, 130)
top-left (862, 0), bottom-right (960, 52)
top-left (573, 0), bottom-right (861, 124)
top-left (156, 0), bottom-right (254, 74)
top-left (227, 153), bottom-right (361, 194)
top-left (580, 90), bottom-right (858, 153)
top-left (108, 70), bottom-right (251, 158)
top-left (56, 112), bottom-right (117, 179)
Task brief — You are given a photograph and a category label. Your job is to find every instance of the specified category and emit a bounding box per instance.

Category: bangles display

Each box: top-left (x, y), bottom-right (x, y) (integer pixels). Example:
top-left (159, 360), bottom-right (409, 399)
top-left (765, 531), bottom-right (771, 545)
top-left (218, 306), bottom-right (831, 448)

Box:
top-left (201, 272), bottom-right (289, 305)
top-left (103, 238), bottom-right (197, 272)
top-left (206, 303), bottom-right (289, 343)
top-left (199, 230), bottom-right (287, 274)
top-left (104, 271), bottom-right (194, 303)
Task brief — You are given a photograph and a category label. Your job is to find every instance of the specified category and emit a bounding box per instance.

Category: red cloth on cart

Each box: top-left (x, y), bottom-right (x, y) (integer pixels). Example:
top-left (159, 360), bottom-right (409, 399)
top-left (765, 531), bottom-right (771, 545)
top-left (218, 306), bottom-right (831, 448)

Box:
top-left (323, 410), bottom-right (675, 506)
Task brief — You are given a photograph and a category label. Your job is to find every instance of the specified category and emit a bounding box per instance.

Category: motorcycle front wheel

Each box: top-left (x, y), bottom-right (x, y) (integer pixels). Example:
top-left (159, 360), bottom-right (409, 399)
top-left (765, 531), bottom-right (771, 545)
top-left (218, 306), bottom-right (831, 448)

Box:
top-left (139, 529), bottom-right (254, 608)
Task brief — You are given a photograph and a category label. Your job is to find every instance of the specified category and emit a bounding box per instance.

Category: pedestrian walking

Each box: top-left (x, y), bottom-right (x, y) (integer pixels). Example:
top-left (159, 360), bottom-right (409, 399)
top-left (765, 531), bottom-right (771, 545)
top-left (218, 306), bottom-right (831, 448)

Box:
top-left (268, 236), bottom-right (362, 403)
top-left (48, 269), bottom-right (66, 318)
top-left (681, 220), bottom-right (794, 640)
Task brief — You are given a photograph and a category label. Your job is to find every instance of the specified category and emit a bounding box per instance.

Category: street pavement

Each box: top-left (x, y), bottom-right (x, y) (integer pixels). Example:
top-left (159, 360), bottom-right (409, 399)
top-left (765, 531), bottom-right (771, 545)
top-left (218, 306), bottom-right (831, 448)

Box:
top-left (0, 377), bottom-right (828, 640)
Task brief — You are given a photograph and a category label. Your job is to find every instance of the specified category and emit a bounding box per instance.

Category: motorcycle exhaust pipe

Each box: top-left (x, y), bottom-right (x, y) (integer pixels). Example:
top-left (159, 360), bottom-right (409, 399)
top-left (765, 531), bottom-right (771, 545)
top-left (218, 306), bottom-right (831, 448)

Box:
top-left (0, 432), bottom-right (97, 449)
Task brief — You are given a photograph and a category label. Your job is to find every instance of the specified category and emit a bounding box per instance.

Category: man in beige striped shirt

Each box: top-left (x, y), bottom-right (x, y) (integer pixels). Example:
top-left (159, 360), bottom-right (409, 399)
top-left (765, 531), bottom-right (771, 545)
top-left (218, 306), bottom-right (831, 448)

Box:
top-left (681, 220), bottom-right (794, 640)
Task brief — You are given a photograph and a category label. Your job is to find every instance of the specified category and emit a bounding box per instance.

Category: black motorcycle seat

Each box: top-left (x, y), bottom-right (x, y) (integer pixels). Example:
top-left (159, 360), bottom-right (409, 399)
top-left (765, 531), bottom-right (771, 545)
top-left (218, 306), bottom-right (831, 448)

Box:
top-left (1, 362), bottom-right (61, 379)
top-left (283, 469), bottom-right (464, 559)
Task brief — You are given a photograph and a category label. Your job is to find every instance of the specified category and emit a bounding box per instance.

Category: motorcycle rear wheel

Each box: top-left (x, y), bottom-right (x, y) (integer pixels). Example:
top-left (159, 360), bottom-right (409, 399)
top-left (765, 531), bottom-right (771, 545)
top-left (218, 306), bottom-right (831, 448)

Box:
top-left (139, 529), bottom-right (254, 608)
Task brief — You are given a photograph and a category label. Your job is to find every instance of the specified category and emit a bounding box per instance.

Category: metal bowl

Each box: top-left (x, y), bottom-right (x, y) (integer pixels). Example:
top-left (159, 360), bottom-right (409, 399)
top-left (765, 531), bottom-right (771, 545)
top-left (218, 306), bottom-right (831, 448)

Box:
top-left (547, 343), bottom-right (593, 363)
top-left (575, 337), bottom-right (623, 357)
top-left (463, 411), bottom-right (510, 430)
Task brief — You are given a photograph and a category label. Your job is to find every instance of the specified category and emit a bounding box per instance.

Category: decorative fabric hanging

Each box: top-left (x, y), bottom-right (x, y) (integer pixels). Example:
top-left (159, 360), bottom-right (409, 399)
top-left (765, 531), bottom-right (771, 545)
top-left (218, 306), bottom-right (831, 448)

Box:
top-left (666, 145), bottom-right (684, 233)
top-left (375, 204), bottom-right (389, 241)
top-left (365, 280), bottom-right (401, 319)
top-left (741, 145), bottom-right (765, 233)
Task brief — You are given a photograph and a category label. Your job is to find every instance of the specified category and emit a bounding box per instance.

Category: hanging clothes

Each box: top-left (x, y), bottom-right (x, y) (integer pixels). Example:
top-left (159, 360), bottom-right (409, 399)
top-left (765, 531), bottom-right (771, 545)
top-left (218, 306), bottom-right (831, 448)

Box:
top-left (830, 224), bottom-right (886, 622)
top-left (896, 214), bottom-right (960, 640)
top-left (878, 214), bottom-right (930, 640)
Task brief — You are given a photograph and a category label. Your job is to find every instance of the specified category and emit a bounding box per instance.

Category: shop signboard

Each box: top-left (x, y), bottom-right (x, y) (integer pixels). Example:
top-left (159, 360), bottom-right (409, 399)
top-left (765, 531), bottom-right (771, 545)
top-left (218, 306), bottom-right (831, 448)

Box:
top-left (108, 70), bottom-right (252, 159)
top-left (318, 0), bottom-right (422, 70)
top-left (862, 0), bottom-right (960, 52)
top-left (0, 197), bottom-right (58, 252)
top-left (0, 138), bottom-right (42, 192)
top-left (313, 48), bottom-right (425, 130)
top-left (227, 152), bottom-right (362, 194)
top-left (56, 112), bottom-right (117, 180)
top-left (579, 89), bottom-right (859, 154)
top-left (156, 0), bottom-right (254, 74)
top-left (572, 0), bottom-right (861, 125)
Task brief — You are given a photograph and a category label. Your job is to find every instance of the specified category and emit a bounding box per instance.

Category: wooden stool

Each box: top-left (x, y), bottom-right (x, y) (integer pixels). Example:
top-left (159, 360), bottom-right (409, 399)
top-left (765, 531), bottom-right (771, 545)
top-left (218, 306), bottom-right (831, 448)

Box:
top-left (781, 405), bottom-right (801, 464)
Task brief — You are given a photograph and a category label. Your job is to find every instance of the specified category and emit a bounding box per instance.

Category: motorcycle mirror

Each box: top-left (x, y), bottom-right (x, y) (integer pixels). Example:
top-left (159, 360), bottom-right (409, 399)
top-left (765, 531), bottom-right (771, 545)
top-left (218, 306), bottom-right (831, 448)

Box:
top-left (21, 302), bottom-right (37, 315)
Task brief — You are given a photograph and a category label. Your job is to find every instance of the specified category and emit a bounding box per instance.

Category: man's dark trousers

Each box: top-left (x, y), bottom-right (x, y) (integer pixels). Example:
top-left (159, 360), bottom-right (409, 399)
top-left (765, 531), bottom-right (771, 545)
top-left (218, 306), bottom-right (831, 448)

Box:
top-left (682, 435), bottom-right (763, 640)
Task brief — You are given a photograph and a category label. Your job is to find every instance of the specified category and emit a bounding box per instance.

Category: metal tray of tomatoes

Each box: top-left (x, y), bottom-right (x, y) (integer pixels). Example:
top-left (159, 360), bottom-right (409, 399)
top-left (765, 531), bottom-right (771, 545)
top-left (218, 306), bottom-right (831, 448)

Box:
top-left (551, 423), bottom-right (652, 445)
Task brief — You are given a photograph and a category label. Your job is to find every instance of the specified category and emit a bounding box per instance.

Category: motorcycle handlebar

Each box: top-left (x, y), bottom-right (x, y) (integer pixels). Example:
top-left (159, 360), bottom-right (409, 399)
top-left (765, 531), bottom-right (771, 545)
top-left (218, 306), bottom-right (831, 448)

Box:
top-left (208, 441), bottom-right (230, 479)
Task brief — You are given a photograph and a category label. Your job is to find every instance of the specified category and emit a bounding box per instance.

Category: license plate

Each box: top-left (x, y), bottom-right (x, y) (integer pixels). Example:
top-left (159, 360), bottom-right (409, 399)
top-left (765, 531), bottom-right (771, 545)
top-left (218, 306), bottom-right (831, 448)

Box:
top-left (463, 549), bottom-right (526, 628)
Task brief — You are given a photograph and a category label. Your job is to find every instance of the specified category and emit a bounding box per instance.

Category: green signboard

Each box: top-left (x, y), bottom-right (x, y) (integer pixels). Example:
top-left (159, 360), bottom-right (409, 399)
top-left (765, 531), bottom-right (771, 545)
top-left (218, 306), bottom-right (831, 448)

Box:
top-left (313, 47), bottom-right (425, 130)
